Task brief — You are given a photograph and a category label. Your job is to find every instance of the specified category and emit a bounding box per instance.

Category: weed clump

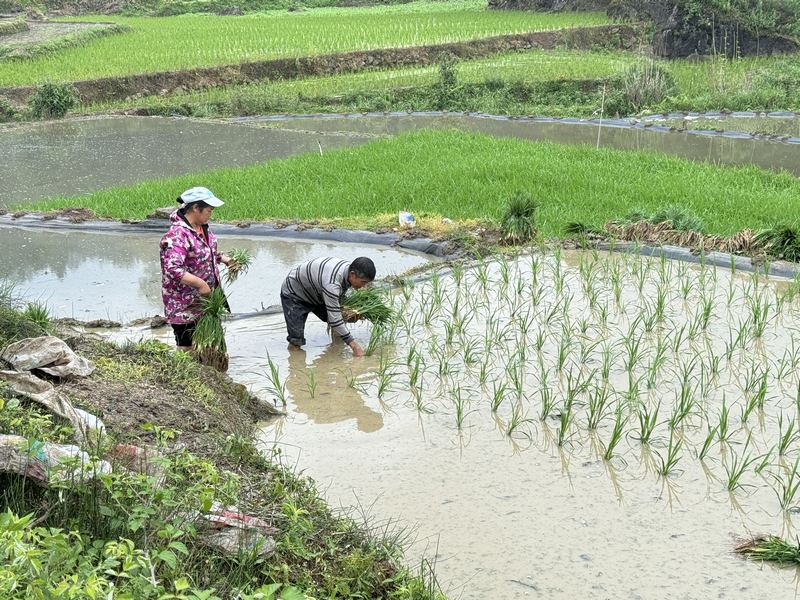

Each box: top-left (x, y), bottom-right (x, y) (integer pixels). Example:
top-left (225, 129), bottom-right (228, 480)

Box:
top-left (500, 192), bottom-right (537, 244)
top-left (28, 82), bottom-right (79, 120)
top-left (754, 224), bottom-right (800, 261)
top-left (621, 61), bottom-right (675, 113)
top-left (624, 205), bottom-right (705, 232)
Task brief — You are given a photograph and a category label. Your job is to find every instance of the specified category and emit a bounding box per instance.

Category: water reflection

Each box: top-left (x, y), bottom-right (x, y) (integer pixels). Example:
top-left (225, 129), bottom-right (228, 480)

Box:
top-left (286, 343), bottom-right (385, 433)
top-left (1, 117), bottom-right (371, 206)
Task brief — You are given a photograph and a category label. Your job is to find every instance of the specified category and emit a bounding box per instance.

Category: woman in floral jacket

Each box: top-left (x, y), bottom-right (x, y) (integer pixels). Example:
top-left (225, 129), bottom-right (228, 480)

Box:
top-left (160, 187), bottom-right (234, 350)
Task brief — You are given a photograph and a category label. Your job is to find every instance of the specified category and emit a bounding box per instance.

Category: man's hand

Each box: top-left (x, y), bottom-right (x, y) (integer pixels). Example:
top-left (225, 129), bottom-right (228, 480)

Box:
top-left (349, 340), bottom-right (365, 357)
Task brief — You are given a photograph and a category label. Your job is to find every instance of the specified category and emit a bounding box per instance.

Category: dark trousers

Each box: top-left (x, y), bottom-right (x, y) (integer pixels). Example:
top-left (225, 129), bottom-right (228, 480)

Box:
top-left (281, 292), bottom-right (328, 346)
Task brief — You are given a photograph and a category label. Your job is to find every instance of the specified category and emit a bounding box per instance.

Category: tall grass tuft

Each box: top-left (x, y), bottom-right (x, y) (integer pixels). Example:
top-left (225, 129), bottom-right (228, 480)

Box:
top-left (193, 287), bottom-right (229, 371)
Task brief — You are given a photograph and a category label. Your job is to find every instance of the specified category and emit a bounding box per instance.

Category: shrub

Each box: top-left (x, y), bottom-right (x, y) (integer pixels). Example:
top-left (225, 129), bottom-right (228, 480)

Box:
top-left (0, 96), bottom-right (17, 122)
top-left (754, 224), bottom-right (800, 261)
top-left (435, 52), bottom-right (458, 110)
top-left (621, 61), bottom-right (675, 113)
top-left (28, 82), bottom-right (79, 120)
top-left (500, 192), bottom-right (537, 244)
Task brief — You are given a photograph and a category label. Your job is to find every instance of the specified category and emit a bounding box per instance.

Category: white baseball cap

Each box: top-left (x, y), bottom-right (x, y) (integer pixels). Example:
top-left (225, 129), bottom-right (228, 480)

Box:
top-left (178, 186), bottom-right (224, 207)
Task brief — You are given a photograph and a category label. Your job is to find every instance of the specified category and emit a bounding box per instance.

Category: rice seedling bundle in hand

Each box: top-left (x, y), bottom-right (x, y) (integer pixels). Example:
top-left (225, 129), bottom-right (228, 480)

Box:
top-left (223, 248), bottom-right (253, 286)
top-left (194, 287), bottom-right (230, 371)
top-left (342, 288), bottom-right (393, 325)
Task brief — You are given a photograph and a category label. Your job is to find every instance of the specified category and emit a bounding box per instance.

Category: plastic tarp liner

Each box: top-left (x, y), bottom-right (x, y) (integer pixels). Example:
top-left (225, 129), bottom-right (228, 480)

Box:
top-left (0, 369), bottom-right (104, 444)
top-left (1, 336), bottom-right (95, 378)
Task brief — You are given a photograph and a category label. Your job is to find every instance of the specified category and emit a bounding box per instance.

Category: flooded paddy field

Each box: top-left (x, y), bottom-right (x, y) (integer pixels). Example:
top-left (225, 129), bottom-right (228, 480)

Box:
top-left (249, 249), bottom-right (800, 598)
top-left (239, 113), bottom-right (800, 176)
top-left (0, 116), bottom-right (370, 206)
top-left (0, 225), bottom-right (429, 322)
top-left (90, 245), bottom-right (800, 598)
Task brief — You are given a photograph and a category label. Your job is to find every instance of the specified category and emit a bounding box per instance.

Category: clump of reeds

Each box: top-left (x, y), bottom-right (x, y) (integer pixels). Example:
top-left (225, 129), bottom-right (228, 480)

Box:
top-left (342, 288), bottom-right (393, 325)
top-left (500, 192), bottom-right (537, 245)
top-left (223, 248), bottom-right (253, 285)
top-left (193, 287), bottom-right (229, 372)
top-left (735, 536), bottom-right (800, 565)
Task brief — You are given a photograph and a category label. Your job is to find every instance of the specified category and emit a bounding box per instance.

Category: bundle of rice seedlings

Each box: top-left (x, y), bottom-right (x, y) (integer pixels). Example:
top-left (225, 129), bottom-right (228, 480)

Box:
top-left (734, 535), bottom-right (800, 565)
top-left (194, 287), bottom-right (230, 372)
top-left (223, 248), bottom-right (253, 286)
top-left (342, 288), bottom-right (393, 325)
top-left (500, 192), bottom-right (537, 244)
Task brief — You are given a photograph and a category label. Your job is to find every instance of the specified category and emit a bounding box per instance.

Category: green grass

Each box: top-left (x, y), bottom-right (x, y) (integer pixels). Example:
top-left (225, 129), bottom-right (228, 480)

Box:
top-left (81, 49), bottom-right (800, 118)
top-left (0, 2), bottom-right (612, 86)
top-left (20, 129), bottom-right (800, 236)
top-left (85, 48), bottom-right (638, 113)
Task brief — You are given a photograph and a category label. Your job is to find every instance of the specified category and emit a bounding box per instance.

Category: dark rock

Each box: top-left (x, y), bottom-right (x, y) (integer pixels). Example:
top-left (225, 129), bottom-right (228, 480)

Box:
top-left (147, 206), bottom-right (175, 219)
top-left (608, 1), bottom-right (799, 58)
top-left (84, 319), bottom-right (122, 329)
top-left (149, 315), bottom-right (168, 329)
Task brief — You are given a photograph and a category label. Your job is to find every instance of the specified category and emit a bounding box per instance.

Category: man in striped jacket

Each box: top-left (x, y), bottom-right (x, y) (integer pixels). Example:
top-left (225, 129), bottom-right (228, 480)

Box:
top-left (280, 256), bottom-right (376, 357)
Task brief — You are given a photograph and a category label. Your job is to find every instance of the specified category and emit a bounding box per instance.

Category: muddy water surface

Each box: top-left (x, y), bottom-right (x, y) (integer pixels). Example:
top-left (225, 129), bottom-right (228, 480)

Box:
top-left (0, 226), bottom-right (429, 322)
top-left (0, 117), bottom-right (371, 206)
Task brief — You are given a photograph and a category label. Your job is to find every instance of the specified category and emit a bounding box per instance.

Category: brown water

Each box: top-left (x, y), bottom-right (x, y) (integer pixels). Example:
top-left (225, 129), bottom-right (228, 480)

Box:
top-left (248, 113), bottom-right (800, 176)
top-left (0, 116), bottom-right (371, 206)
top-left (99, 248), bottom-right (800, 598)
top-left (0, 225), bottom-right (429, 322)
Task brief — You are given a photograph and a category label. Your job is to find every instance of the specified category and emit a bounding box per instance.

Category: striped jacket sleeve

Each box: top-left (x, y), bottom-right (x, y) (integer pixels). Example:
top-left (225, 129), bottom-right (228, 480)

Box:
top-left (322, 280), bottom-right (353, 344)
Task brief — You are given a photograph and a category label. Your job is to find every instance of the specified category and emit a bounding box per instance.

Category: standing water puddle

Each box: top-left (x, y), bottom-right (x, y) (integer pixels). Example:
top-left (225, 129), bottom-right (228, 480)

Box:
top-left (0, 226), bottom-right (430, 322)
top-left (0, 117), bottom-right (372, 206)
top-left (75, 246), bottom-right (800, 599)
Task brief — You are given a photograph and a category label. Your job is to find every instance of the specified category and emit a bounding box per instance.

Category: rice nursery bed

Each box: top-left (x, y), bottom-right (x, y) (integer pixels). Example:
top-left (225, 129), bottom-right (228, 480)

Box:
top-left (0, 1), bottom-right (611, 86)
top-left (259, 248), bottom-right (800, 597)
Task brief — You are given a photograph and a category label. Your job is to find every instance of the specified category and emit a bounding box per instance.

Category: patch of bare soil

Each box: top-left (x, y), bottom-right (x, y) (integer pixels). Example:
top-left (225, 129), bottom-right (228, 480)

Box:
top-left (61, 338), bottom-right (264, 459)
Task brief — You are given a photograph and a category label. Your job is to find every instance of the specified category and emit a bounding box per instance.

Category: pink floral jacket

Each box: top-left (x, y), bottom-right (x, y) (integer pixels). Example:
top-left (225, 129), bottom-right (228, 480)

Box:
top-left (160, 211), bottom-right (223, 324)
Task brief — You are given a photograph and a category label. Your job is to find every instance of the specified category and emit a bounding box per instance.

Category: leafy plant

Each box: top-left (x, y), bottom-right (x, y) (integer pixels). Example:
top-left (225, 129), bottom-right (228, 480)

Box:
top-left (28, 81), bottom-right (79, 119)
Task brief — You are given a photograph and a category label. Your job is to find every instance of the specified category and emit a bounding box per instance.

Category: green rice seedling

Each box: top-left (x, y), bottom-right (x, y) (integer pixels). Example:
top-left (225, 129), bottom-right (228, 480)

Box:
top-left (657, 431), bottom-right (683, 477)
top-left (754, 449), bottom-right (772, 475)
top-left (634, 401), bottom-right (659, 445)
top-left (578, 339), bottom-right (600, 366)
top-left (443, 321), bottom-right (456, 346)
top-left (601, 343), bottom-right (613, 382)
top-left (194, 287), bottom-right (229, 371)
top-left (587, 385), bottom-right (611, 430)
top-left (452, 385), bottom-right (472, 431)
top-left (556, 399), bottom-right (574, 448)
top-left (610, 264), bottom-right (623, 304)
top-left (376, 353), bottom-right (397, 400)
top-left (365, 322), bottom-right (386, 356)
top-left (408, 354), bottom-right (424, 391)
top-left (556, 332), bottom-right (573, 372)
top-left (777, 413), bottom-right (798, 456)
top-left (717, 395), bottom-right (731, 442)
top-left (533, 328), bottom-right (546, 353)
top-left (603, 404), bottom-right (626, 461)
top-left (698, 425), bottom-right (718, 461)
top-left (646, 338), bottom-right (669, 389)
top-left (478, 357), bottom-right (491, 387)
top-left (774, 456), bottom-right (800, 511)
top-left (451, 262), bottom-right (464, 287)
top-left (222, 248), bottom-right (253, 285)
top-left (623, 332), bottom-right (643, 375)
top-left (304, 368), bottom-right (317, 399)
top-left (462, 337), bottom-right (481, 366)
top-left (725, 434), bottom-right (756, 492)
top-left (726, 277), bottom-right (737, 307)
top-left (507, 401), bottom-right (532, 439)
top-left (490, 382), bottom-right (507, 413)
top-left (699, 293), bottom-right (714, 330)
top-left (670, 323), bottom-right (687, 353)
top-left (735, 535), bottom-right (800, 565)
top-left (266, 353), bottom-right (287, 406)
top-left (748, 291), bottom-right (772, 338)
top-left (668, 380), bottom-right (696, 430)
top-left (539, 384), bottom-right (554, 422)
top-left (343, 288), bottom-right (393, 325)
